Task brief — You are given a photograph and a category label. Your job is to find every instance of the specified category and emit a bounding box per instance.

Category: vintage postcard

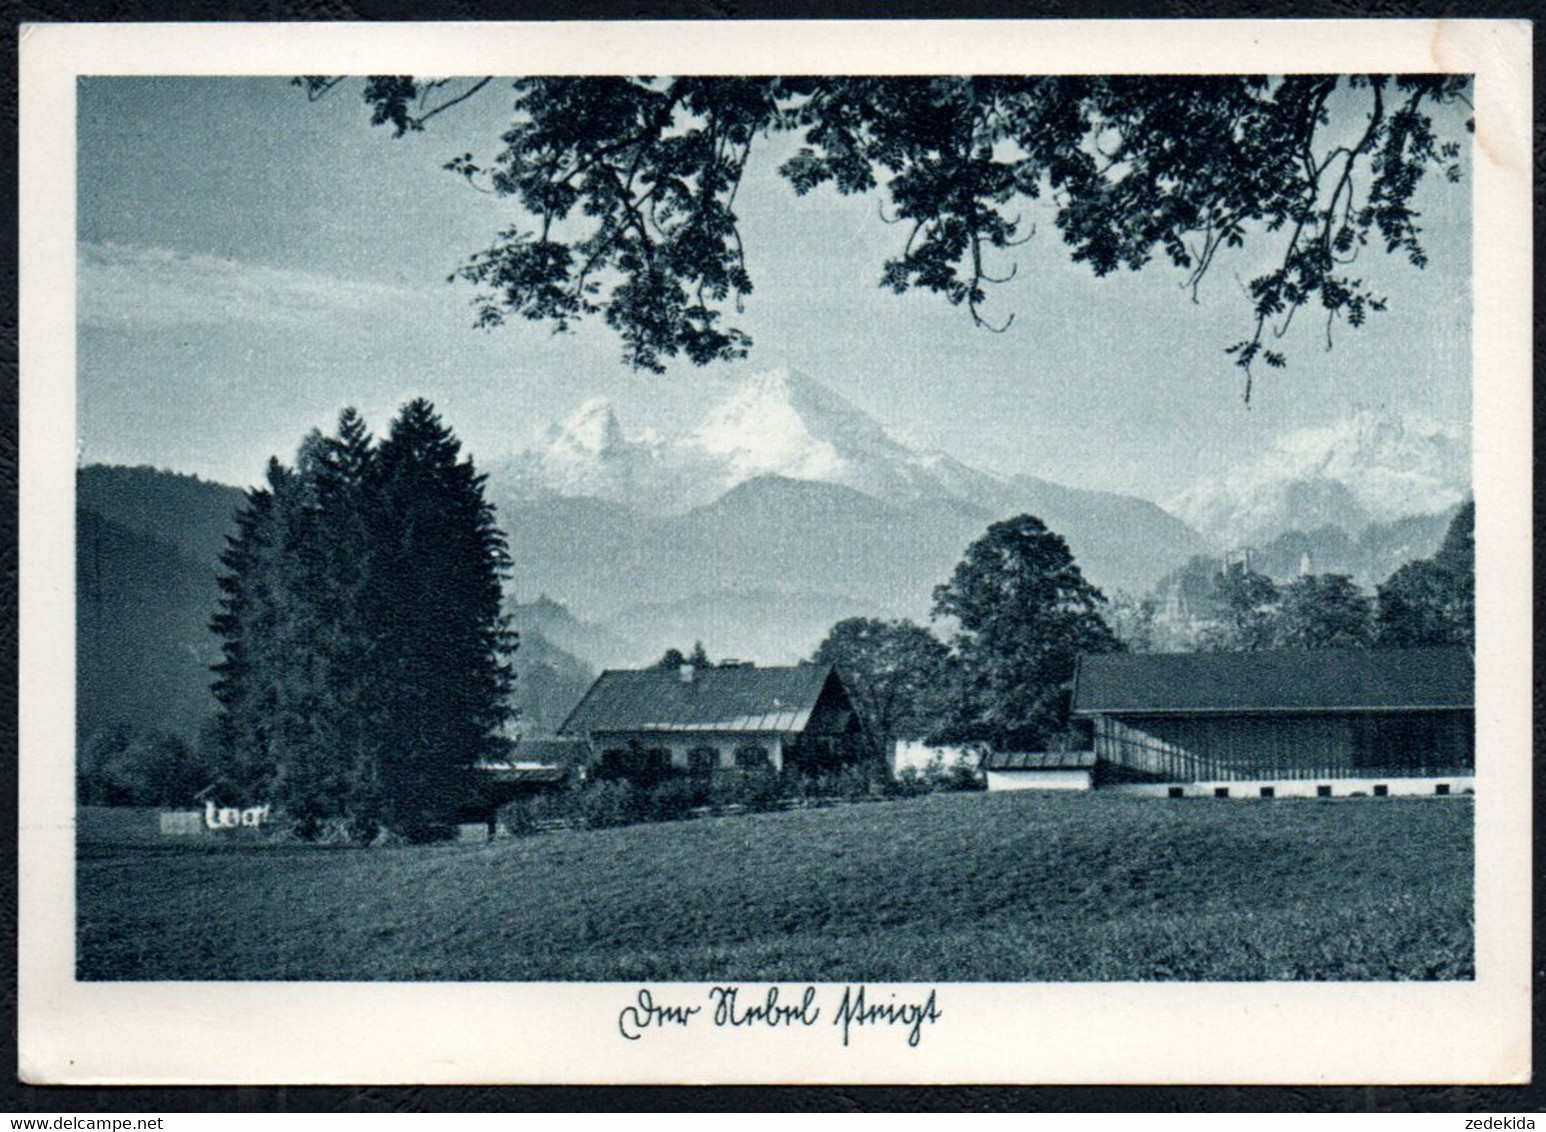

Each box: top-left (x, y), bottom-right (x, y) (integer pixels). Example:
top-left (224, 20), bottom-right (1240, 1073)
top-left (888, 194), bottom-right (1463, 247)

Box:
top-left (17, 19), bottom-right (1532, 1084)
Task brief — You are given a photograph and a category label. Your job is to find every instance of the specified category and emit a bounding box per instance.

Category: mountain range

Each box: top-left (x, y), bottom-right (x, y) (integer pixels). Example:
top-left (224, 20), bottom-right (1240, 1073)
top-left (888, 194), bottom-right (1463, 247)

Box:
top-left (487, 367), bottom-right (1210, 657)
top-left (74, 369), bottom-right (1469, 740)
top-left (1169, 407), bottom-right (1470, 547)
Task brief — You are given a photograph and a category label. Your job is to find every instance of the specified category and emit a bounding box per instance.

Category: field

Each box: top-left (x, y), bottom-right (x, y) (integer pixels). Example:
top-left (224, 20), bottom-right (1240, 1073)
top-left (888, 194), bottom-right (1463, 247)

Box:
top-left (77, 791), bottom-right (1473, 982)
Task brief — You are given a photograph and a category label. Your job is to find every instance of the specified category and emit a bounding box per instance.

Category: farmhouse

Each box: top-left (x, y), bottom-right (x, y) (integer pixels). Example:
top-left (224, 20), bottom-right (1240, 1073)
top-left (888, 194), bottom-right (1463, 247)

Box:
top-left (559, 662), bottom-right (873, 778)
top-left (1071, 646), bottom-right (1474, 797)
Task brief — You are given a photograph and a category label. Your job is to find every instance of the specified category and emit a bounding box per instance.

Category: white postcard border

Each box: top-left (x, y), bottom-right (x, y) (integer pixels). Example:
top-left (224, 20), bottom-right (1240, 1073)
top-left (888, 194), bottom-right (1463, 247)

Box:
top-left (18, 18), bottom-right (1534, 1085)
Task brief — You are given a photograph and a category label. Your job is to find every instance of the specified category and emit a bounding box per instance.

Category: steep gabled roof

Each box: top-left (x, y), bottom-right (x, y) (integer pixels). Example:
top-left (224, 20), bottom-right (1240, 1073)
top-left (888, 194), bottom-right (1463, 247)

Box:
top-left (1072, 647), bottom-right (1473, 716)
top-left (559, 664), bottom-right (838, 736)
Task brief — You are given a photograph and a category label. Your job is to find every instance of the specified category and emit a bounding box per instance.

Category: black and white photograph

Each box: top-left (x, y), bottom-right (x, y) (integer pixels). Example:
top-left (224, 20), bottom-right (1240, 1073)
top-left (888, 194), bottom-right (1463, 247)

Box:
top-left (18, 19), bottom-right (1532, 1085)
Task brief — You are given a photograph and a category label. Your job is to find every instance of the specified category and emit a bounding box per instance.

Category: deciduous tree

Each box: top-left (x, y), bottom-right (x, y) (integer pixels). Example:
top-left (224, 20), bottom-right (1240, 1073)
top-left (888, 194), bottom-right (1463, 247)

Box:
top-left (301, 75), bottom-right (1471, 397)
top-left (811, 617), bottom-right (956, 763)
top-left (932, 514), bottom-right (1121, 750)
top-left (1377, 501), bottom-right (1474, 649)
top-left (1204, 562), bottom-right (1281, 652)
top-left (1276, 573), bottom-right (1375, 649)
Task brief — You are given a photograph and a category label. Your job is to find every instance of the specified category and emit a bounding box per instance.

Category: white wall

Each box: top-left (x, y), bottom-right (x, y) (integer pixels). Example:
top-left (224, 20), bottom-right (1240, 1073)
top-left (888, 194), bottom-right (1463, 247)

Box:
top-left (985, 768), bottom-right (1093, 792)
top-left (893, 739), bottom-right (976, 774)
top-left (1105, 775), bottom-right (1475, 799)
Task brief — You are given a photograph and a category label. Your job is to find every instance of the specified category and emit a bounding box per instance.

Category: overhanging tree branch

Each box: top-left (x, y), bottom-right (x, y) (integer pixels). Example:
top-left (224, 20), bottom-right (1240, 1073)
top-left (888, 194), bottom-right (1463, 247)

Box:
top-left (309, 73), bottom-right (1470, 395)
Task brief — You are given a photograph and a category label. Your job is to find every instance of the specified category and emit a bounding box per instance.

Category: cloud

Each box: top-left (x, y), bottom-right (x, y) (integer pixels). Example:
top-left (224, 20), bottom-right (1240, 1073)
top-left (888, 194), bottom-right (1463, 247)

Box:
top-left (78, 241), bottom-right (419, 329)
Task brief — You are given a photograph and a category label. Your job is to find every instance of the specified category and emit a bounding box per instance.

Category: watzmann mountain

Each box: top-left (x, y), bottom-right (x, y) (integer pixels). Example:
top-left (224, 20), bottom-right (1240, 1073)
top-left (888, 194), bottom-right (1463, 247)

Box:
top-left (486, 367), bottom-right (1210, 663)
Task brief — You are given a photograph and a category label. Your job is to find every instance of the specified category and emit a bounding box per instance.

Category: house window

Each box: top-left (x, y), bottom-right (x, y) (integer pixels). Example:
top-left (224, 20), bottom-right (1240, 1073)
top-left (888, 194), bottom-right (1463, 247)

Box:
top-left (734, 745), bottom-right (770, 769)
top-left (643, 748), bottom-right (672, 773)
top-left (687, 746), bottom-right (719, 776)
top-left (599, 749), bottom-right (629, 776)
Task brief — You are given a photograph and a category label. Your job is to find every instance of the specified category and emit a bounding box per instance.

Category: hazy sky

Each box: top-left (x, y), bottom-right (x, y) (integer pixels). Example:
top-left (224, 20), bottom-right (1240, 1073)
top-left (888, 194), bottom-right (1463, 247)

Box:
top-left (77, 77), bottom-right (1473, 502)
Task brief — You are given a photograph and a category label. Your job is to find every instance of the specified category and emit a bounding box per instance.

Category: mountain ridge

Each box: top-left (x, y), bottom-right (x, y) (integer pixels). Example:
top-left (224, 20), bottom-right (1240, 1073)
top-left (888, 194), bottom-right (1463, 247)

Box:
top-left (1171, 407), bottom-right (1469, 546)
top-left (490, 366), bottom-right (1210, 618)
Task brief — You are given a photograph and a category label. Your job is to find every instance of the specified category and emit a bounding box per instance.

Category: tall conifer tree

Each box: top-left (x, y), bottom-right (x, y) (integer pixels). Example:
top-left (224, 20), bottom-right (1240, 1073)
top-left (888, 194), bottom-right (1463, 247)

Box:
top-left (210, 462), bottom-right (282, 795)
top-left (210, 402), bottom-right (514, 841)
top-left (368, 399), bottom-right (514, 839)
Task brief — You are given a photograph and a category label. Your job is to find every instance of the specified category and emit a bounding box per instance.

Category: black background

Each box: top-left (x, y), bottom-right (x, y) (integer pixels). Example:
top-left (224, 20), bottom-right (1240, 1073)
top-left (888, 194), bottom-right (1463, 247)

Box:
top-left (1, 0), bottom-right (1542, 1113)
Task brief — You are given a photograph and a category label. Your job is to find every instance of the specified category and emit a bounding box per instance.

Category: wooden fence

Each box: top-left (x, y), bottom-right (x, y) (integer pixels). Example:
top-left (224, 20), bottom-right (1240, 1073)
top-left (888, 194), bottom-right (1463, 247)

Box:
top-left (1094, 715), bottom-right (1473, 783)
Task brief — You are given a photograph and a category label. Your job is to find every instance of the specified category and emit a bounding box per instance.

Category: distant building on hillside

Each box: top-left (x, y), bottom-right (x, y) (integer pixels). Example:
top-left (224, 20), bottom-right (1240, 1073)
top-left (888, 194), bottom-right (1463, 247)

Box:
top-left (1070, 647), bottom-right (1474, 798)
top-left (559, 662), bottom-right (873, 779)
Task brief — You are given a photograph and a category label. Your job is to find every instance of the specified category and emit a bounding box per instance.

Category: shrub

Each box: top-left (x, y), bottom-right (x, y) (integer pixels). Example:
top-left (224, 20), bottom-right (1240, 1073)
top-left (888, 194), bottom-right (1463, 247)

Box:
top-left (266, 812), bottom-right (355, 844)
top-left (647, 776), bottom-right (706, 823)
top-left (709, 766), bottom-right (786, 812)
top-left (940, 761), bottom-right (985, 792)
top-left (347, 813), bottom-right (384, 845)
top-left (914, 752), bottom-right (983, 792)
top-left (886, 766), bottom-right (931, 798)
top-left (577, 780), bottom-right (637, 829)
top-left (497, 797), bottom-right (542, 837)
top-left (815, 765), bottom-right (874, 802)
top-left (314, 816), bottom-right (357, 844)
top-left (396, 818), bottom-right (457, 844)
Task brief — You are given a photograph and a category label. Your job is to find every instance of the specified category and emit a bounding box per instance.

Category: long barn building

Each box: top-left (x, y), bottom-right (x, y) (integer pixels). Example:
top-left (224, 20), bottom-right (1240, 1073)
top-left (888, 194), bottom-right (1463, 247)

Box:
top-left (1070, 647), bottom-right (1474, 798)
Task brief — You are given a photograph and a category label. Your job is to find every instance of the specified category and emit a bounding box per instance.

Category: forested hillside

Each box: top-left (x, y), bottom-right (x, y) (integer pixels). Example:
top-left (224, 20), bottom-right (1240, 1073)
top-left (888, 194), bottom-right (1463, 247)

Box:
top-left (78, 464), bottom-right (597, 745)
top-left (77, 507), bottom-right (223, 740)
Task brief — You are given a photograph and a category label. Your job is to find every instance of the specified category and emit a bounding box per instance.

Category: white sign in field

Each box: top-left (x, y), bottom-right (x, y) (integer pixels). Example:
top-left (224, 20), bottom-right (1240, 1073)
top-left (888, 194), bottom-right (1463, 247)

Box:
top-left (204, 801), bottom-right (272, 830)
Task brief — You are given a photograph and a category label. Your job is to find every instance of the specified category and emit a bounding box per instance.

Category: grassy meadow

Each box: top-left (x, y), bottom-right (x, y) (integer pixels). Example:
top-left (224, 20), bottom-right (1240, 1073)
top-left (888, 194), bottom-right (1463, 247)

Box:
top-left (77, 791), bottom-right (1473, 982)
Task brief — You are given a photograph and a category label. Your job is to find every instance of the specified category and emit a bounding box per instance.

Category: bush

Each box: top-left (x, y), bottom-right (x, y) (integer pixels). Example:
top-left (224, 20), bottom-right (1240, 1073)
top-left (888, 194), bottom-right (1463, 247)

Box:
top-left (578, 780), bottom-right (638, 829)
top-left (265, 812), bottom-right (356, 844)
top-left (939, 761), bottom-right (985, 792)
top-left (396, 818), bottom-right (457, 844)
top-left (886, 766), bottom-right (931, 799)
top-left (78, 725), bottom-right (217, 807)
top-left (709, 766), bottom-right (786, 812)
top-left (497, 797), bottom-right (543, 837)
top-left (647, 776), bottom-right (706, 823)
top-left (914, 752), bottom-right (983, 793)
top-left (814, 765), bottom-right (874, 802)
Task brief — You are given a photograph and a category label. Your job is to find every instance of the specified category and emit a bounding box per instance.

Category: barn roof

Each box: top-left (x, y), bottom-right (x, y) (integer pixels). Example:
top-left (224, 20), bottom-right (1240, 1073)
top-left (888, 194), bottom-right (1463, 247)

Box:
top-left (983, 749), bottom-right (1097, 771)
top-left (509, 737), bottom-right (592, 766)
top-left (559, 664), bottom-right (838, 736)
top-left (1072, 647), bottom-right (1473, 716)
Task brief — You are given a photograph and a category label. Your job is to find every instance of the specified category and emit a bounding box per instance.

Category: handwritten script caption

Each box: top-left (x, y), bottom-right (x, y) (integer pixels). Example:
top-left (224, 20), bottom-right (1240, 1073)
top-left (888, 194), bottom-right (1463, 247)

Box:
top-left (617, 985), bottom-right (942, 1047)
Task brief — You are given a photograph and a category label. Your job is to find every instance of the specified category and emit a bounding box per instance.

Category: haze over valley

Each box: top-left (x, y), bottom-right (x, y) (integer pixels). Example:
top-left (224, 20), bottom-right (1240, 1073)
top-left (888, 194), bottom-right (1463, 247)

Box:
top-left (78, 366), bottom-right (1469, 745)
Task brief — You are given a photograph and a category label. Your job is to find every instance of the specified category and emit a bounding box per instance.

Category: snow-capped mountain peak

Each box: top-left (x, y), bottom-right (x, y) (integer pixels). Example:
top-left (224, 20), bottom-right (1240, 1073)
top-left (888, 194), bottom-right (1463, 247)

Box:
top-left (1170, 407), bottom-right (1470, 546)
top-left (688, 366), bottom-right (858, 483)
top-left (544, 397), bottom-right (627, 455)
top-left (496, 366), bottom-right (1003, 514)
top-left (505, 396), bottom-right (672, 507)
